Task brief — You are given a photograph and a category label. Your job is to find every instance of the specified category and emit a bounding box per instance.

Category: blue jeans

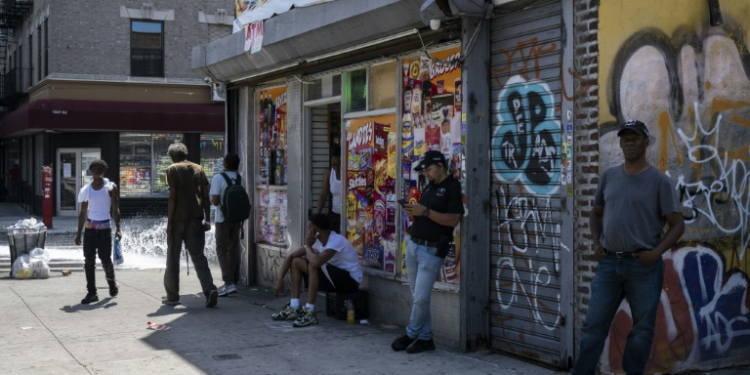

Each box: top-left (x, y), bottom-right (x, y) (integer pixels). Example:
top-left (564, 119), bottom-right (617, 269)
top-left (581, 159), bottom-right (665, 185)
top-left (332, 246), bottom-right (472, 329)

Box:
top-left (405, 237), bottom-right (444, 341)
top-left (573, 256), bottom-right (664, 375)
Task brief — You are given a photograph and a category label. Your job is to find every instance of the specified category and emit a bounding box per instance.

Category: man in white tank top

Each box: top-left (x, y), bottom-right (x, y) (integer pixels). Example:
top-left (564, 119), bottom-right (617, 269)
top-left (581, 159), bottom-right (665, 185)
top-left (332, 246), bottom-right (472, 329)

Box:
top-left (315, 147), bottom-right (342, 233)
top-left (75, 159), bottom-right (121, 304)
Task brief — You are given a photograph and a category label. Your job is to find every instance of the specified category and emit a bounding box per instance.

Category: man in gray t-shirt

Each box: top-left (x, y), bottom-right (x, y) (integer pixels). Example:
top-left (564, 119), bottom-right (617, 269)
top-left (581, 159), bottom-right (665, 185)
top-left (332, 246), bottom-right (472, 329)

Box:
top-left (573, 120), bottom-right (685, 375)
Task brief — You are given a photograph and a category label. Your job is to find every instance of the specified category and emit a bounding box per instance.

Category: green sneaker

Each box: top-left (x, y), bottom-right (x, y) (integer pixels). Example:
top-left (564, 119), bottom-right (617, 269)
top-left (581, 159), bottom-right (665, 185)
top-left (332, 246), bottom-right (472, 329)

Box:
top-left (272, 303), bottom-right (303, 321)
top-left (293, 309), bottom-right (318, 327)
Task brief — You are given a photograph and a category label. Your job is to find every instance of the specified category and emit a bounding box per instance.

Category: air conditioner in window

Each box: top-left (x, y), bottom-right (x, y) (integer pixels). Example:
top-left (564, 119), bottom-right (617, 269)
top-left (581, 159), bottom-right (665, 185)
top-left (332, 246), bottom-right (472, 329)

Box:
top-left (211, 82), bottom-right (226, 102)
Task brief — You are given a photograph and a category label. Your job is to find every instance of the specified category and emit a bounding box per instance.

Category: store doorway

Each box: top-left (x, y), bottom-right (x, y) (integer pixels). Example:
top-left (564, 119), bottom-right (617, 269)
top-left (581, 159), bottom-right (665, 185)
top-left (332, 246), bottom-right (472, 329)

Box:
top-left (56, 148), bottom-right (101, 216)
top-left (308, 103), bottom-right (341, 224)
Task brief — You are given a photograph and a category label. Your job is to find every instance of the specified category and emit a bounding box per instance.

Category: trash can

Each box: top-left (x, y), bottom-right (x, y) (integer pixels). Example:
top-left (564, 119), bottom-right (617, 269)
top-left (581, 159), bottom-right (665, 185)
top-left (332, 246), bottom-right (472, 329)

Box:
top-left (7, 226), bottom-right (47, 277)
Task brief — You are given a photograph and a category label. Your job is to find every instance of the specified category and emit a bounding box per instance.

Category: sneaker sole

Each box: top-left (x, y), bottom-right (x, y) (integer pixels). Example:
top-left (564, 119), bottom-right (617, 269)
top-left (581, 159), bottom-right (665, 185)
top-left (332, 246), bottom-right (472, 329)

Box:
top-left (292, 321), bottom-right (318, 327)
top-left (206, 290), bottom-right (218, 307)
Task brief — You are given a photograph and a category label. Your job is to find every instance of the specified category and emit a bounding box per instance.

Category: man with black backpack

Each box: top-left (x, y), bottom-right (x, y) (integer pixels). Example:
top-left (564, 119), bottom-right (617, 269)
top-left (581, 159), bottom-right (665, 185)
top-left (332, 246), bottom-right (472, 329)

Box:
top-left (210, 153), bottom-right (251, 297)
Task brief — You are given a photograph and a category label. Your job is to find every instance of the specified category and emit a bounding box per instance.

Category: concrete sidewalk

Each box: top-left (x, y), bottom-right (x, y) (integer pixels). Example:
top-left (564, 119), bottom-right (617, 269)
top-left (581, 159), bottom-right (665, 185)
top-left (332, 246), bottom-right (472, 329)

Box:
top-left (1, 266), bottom-right (561, 375)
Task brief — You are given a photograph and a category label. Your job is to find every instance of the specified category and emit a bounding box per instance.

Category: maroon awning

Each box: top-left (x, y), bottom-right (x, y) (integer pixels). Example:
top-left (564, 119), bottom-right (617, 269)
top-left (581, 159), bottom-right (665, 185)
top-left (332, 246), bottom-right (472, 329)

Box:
top-left (0, 99), bottom-right (225, 138)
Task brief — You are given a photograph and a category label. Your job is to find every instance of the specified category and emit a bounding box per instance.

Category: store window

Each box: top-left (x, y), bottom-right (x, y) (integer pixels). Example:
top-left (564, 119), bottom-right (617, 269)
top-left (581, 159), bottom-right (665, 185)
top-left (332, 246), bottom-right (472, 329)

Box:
top-left (119, 133), bottom-right (183, 197)
top-left (370, 61), bottom-right (396, 110)
top-left (256, 87), bottom-right (288, 247)
top-left (200, 134), bottom-right (224, 182)
top-left (344, 69), bottom-right (367, 112)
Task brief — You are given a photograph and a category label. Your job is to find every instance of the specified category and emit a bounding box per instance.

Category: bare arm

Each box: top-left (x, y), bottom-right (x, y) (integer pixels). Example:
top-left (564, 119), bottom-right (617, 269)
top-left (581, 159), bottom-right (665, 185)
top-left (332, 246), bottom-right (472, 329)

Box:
top-left (277, 247), bottom-right (307, 280)
top-left (210, 194), bottom-right (220, 206)
top-left (315, 169), bottom-right (331, 215)
top-left (305, 247), bottom-right (336, 269)
top-left (110, 186), bottom-right (122, 238)
top-left (590, 204), bottom-right (604, 259)
top-left (74, 201), bottom-right (88, 246)
top-left (634, 212), bottom-right (685, 265)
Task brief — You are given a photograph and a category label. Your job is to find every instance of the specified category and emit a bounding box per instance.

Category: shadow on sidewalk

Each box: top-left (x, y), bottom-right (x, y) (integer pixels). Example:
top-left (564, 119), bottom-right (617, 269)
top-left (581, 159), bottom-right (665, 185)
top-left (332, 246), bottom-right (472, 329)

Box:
top-left (60, 297), bottom-right (117, 312)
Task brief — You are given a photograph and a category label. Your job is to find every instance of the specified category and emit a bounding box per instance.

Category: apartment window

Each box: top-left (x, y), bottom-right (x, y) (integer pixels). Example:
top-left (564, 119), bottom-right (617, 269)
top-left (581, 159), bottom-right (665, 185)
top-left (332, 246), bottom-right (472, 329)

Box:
top-left (130, 20), bottom-right (164, 77)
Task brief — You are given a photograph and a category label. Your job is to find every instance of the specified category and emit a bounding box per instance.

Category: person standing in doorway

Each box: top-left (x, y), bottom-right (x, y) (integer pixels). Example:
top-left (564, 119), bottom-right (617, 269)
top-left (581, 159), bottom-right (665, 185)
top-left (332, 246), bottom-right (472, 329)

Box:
top-left (74, 159), bottom-right (121, 304)
top-left (210, 153), bottom-right (244, 297)
top-left (163, 142), bottom-right (218, 307)
top-left (572, 120), bottom-right (684, 375)
top-left (314, 146), bottom-right (342, 233)
top-left (391, 150), bottom-right (463, 354)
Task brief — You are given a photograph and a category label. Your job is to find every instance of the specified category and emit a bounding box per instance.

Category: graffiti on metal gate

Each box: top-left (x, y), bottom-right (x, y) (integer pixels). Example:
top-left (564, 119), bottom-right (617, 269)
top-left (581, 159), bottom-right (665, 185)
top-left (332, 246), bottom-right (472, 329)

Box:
top-left (492, 75), bottom-right (561, 195)
top-left (493, 185), bottom-right (568, 331)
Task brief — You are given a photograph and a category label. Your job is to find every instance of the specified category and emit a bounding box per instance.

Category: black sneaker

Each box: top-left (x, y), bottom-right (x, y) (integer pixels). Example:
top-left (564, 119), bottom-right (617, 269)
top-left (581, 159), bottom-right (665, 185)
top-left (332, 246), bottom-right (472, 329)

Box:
top-left (205, 289), bottom-right (218, 308)
top-left (161, 297), bottom-right (181, 305)
top-left (406, 339), bottom-right (435, 354)
top-left (81, 293), bottom-right (99, 305)
top-left (391, 334), bottom-right (415, 351)
top-left (108, 280), bottom-right (119, 298)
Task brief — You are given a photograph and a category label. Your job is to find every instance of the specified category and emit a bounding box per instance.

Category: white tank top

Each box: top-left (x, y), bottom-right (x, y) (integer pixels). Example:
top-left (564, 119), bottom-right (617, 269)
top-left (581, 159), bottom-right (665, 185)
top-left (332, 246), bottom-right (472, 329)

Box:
top-left (87, 184), bottom-right (112, 221)
top-left (329, 168), bottom-right (341, 214)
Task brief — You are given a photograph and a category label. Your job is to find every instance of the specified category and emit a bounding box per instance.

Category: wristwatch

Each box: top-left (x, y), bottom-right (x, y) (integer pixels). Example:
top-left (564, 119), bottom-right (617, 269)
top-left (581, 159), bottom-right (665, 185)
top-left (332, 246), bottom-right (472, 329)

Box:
top-left (423, 208), bottom-right (430, 217)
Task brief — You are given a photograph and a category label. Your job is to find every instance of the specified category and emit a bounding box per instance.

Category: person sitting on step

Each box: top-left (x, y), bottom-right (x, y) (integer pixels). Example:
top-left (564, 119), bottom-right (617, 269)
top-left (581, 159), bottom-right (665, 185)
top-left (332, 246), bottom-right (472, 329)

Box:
top-left (272, 214), bottom-right (362, 327)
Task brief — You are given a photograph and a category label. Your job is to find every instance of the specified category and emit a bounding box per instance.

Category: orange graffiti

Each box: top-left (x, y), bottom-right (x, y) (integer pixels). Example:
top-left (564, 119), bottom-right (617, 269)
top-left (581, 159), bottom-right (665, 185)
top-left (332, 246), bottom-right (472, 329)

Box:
top-left (657, 112), bottom-right (684, 173)
top-left (492, 37), bottom-right (557, 89)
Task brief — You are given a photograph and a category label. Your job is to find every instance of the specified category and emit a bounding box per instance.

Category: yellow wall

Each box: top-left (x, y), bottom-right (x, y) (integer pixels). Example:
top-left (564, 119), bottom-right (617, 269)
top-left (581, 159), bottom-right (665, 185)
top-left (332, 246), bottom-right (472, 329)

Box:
top-left (598, 0), bottom-right (750, 123)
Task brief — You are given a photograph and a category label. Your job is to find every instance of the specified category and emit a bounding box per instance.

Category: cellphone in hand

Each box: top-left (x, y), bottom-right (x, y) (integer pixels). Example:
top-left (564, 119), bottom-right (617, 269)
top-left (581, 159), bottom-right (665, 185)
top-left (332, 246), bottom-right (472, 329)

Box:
top-left (397, 198), bottom-right (408, 207)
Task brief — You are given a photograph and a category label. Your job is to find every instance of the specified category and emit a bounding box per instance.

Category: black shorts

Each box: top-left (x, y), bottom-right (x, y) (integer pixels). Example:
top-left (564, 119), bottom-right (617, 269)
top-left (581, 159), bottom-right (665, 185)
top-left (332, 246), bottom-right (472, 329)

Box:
top-left (303, 261), bottom-right (359, 293)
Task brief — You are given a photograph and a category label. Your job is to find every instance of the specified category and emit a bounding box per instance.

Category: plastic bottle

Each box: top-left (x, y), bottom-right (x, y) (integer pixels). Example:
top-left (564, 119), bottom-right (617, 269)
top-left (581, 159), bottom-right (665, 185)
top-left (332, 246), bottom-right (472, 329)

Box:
top-left (346, 299), bottom-right (355, 324)
top-left (113, 236), bottom-right (124, 265)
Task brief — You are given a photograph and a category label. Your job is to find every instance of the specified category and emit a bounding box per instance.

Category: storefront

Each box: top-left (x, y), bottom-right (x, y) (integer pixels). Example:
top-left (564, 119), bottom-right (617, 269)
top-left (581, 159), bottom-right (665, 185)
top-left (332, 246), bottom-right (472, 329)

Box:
top-left (0, 99), bottom-right (225, 217)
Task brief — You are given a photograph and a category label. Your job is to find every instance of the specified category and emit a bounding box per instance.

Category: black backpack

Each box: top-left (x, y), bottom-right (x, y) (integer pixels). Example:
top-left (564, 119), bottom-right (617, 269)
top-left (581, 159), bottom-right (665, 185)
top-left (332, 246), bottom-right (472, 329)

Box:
top-left (220, 172), bottom-right (251, 222)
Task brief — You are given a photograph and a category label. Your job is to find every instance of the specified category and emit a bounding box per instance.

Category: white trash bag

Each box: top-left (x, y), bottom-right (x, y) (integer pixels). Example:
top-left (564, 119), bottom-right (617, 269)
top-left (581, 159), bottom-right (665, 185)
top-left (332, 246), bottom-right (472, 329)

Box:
top-left (29, 248), bottom-right (51, 263)
top-left (29, 258), bottom-right (50, 279)
top-left (12, 254), bottom-right (33, 279)
top-left (12, 249), bottom-right (51, 279)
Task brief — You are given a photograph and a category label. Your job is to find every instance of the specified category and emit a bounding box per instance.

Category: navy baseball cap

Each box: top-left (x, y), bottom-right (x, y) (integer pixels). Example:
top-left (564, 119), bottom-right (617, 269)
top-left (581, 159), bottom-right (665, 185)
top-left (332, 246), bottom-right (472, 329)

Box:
top-left (414, 150), bottom-right (446, 172)
top-left (617, 120), bottom-right (649, 137)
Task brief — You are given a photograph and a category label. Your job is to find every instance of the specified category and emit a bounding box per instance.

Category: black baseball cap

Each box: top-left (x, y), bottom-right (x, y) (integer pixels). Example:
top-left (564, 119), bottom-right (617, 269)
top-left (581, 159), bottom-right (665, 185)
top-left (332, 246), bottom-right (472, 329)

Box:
top-left (617, 119), bottom-right (649, 137)
top-left (414, 150), bottom-right (446, 172)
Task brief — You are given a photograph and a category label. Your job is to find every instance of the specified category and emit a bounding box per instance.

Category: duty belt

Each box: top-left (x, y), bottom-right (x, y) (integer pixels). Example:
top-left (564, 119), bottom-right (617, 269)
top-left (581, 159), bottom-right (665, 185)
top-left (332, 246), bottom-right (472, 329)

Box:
top-left (412, 237), bottom-right (440, 248)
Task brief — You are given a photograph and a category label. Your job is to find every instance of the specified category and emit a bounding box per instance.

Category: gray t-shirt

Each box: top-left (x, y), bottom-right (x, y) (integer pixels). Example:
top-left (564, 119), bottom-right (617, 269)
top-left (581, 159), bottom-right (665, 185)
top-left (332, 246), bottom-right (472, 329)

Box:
top-left (594, 165), bottom-right (680, 252)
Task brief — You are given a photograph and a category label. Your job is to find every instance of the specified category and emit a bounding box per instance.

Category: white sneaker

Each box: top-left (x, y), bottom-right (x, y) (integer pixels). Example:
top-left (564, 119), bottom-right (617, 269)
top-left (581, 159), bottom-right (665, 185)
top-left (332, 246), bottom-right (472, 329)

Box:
top-left (218, 284), bottom-right (237, 297)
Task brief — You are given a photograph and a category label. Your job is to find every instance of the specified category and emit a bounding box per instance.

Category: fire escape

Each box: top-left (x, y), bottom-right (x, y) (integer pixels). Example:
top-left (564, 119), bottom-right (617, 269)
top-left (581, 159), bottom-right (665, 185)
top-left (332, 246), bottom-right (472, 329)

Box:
top-left (0, 0), bottom-right (33, 115)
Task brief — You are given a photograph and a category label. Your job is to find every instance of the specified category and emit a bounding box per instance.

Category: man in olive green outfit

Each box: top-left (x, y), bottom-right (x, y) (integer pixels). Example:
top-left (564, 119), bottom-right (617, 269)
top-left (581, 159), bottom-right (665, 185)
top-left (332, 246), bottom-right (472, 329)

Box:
top-left (163, 142), bottom-right (218, 307)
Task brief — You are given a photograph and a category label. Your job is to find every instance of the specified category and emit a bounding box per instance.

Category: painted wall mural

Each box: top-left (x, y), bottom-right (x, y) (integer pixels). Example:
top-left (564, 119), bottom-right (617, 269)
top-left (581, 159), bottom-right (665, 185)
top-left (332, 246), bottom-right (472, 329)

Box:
top-left (598, 1), bottom-right (750, 373)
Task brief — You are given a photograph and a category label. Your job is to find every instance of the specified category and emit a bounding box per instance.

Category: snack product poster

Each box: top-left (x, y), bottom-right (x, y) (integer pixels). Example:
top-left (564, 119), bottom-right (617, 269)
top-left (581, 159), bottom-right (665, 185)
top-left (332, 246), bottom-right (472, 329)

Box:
top-left (399, 46), bottom-right (463, 284)
top-left (256, 86), bottom-right (288, 247)
top-left (346, 115), bottom-right (397, 272)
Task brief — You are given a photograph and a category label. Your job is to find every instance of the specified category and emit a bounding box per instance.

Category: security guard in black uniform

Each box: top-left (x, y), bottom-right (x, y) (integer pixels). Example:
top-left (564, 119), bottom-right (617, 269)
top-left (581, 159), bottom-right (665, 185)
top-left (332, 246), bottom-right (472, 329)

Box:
top-left (391, 150), bottom-right (464, 354)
